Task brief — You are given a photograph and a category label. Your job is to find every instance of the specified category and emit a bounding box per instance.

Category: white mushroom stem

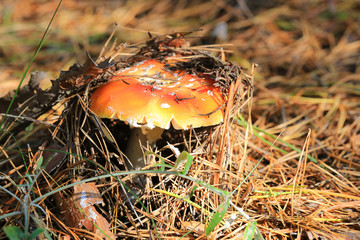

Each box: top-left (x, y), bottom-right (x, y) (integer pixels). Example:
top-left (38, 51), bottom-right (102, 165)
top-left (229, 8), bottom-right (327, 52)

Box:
top-left (125, 126), bottom-right (164, 171)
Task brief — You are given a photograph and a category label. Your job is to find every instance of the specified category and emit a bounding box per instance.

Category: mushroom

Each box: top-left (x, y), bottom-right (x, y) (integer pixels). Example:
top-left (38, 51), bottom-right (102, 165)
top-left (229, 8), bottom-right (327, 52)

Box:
top-left (90, 59), bottom-right (225, 175)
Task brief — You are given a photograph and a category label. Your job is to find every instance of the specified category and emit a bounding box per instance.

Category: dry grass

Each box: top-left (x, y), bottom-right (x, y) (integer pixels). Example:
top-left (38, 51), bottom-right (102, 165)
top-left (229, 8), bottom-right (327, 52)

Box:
top-left (0, 0), bottom-right (359, 239)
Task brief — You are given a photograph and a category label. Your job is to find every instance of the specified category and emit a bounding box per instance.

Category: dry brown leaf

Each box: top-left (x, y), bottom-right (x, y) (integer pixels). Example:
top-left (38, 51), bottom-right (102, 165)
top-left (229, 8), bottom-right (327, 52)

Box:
top-left (70, 182), bottom-right (116, 240)
top-left (182, 221), bottom-right (206, 236)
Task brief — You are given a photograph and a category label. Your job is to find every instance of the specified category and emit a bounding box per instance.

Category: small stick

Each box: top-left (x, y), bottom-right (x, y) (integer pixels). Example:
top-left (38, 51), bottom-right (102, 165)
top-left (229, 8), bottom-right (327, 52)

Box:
top-left (213, 75), bottom-right (242, 206)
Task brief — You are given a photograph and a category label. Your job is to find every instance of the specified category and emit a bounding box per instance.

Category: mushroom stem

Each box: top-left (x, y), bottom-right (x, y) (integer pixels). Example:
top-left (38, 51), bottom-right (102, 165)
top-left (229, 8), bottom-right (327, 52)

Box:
top-left (125, 126), bottom-right (164, 171)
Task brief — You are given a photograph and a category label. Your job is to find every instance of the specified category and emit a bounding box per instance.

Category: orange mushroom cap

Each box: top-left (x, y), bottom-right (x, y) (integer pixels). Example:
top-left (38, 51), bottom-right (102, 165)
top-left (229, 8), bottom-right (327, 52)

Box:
top-left (90, 59), bottom-right (225, 130)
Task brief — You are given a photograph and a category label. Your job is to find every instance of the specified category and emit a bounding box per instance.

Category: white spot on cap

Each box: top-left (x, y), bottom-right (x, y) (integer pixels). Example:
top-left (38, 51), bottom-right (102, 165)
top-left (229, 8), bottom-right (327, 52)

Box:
top-left (144, 121), bottom-right (155, 129)
top-left (107, 106), bottom-right (114, 113)
top-left (141, 64), bottom-right (155, 74)
top-left (126, 119), bottom-right (156, 129)
top-left (127, 119), bottom-right (141, 128)
top-left (185, 83), bottom-right (194, 87)
top-left (128, 67), bottom-right (139, 74)
top-left (160, 103), bottom-right (170, 109)
top-left (207, 90), bottom-right (213, 96)
top-left (133, 60), bottom-right (147, 66)
top-left (168, 82), bottom-right (180, 88)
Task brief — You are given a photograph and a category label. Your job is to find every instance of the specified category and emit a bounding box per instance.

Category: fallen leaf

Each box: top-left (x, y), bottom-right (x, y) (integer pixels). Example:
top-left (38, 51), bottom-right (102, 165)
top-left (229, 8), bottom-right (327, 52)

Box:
top-left (58, 182), bottom-right (116, 239)
top-left (182, 221), bottom-right (205, 236)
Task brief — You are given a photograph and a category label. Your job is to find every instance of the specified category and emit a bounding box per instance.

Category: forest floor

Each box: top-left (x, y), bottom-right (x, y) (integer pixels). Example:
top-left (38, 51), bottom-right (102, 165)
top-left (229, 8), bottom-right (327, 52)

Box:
top-left (0, 0), bottom-right (359, 239)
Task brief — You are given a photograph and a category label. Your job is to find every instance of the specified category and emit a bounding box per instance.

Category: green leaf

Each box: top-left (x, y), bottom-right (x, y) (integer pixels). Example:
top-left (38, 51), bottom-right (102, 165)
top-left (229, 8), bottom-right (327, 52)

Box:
top-left (174, 151), bottom-right (193, 175)
top-left (29, 228), bottom-right (44, 240)
top-left (189, 185), bottom-right (197, 199)
top-left (243, 221), bottom-right (257, 240)
top-left (254, 226), bottom-right (265, 240)
top-left (3, 226), bottom-right (24, 240)
top-left (274, 19), bottom-right (296, 31)
top-left (30, 216), bottom-right (53, 240)
top-left (36, 156), bottom-right (43, 171)
top-left (25, 123), bottom-right (34, 133)
top-left (205, 198), bottom-right (230, 235)
top-left (144, 150), bottom-right (170, 171)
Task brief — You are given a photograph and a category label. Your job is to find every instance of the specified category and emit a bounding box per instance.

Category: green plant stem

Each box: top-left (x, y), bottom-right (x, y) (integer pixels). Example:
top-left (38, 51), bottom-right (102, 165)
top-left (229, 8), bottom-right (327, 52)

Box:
top-left (31, 169), bottom-right (230, 205)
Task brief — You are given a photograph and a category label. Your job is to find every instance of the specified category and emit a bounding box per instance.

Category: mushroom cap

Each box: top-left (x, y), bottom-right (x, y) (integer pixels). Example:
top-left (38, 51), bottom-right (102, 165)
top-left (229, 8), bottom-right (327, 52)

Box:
top-left (90, 59), bottom-right (225, 130)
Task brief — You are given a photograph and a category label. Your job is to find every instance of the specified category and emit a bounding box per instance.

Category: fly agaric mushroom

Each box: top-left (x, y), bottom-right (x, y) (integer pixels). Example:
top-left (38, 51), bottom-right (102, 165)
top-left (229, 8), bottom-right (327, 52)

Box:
top-left (90, 59), bottom-right (225, 173)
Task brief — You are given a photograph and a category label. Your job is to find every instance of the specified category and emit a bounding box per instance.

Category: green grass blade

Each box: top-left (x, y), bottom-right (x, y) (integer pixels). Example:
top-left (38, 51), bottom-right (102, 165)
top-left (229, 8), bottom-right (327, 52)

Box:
top-left (29, 228), bottom-right (45, 240)
top-left (0, 185), bottom-right (22, 203)
top-left (0, 211), bottom-right (23, 220)
top-left (0, 0), bottom-right (63, 131)
top-left (243, 221), bottom-right (257, 240)
top-left (174, 151), bottom-right (193, 175)
top-left (205, 198), bottom-right (230, 236)
top-left (236, 115), bottom-right (317, 163)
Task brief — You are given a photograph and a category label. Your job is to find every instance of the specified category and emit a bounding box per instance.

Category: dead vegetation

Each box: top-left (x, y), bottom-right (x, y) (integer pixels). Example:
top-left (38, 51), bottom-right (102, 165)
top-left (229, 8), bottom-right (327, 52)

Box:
top-left (0, 0), bottom-right (359, 239)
